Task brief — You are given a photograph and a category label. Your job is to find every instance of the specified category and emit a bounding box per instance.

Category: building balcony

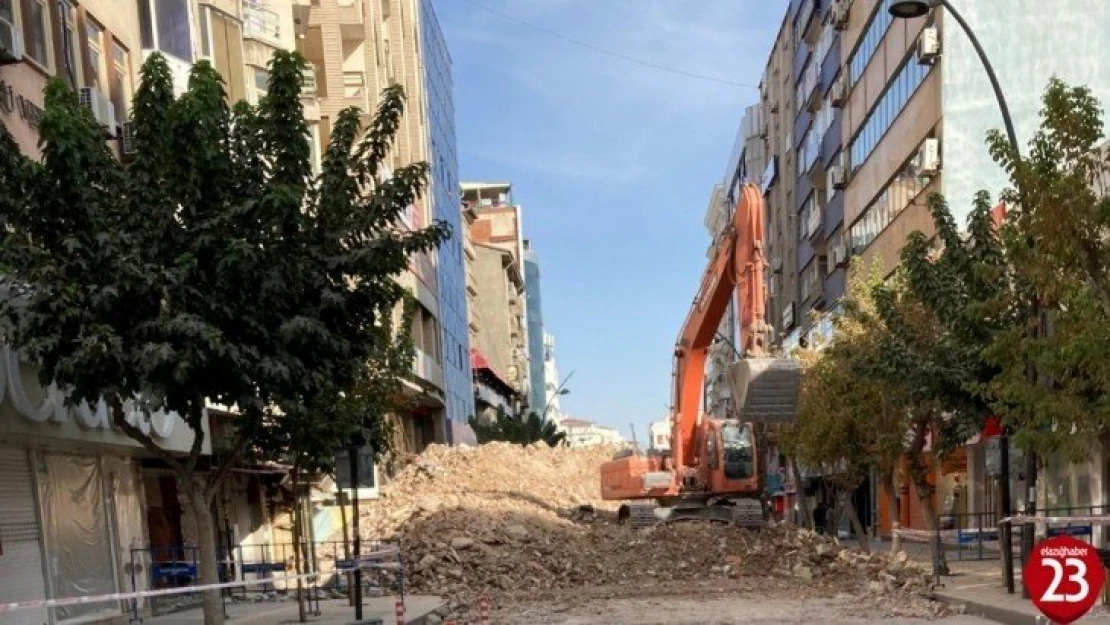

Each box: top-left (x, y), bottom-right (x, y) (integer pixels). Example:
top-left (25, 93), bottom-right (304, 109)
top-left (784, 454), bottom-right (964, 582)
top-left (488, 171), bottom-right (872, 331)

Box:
top-left (242, 0), bottom-right (283, 46)
top-left (142, 49), bottom-right (191, 97)
top-left (412, 348), bottom-right (444, 390)
top-left (302, 0), bottom-right (363, 27)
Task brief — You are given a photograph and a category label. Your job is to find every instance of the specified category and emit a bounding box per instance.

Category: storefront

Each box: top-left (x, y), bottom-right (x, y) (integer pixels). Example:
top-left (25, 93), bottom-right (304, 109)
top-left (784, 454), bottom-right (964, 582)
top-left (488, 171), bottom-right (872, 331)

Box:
top-left (0, 345), bottom-right (208, 624)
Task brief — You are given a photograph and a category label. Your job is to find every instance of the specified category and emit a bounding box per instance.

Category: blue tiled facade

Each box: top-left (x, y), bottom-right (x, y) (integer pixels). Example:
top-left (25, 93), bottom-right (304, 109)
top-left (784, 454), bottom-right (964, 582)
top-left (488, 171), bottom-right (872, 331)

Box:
top-left (420, 0), bottom-right (475, 443)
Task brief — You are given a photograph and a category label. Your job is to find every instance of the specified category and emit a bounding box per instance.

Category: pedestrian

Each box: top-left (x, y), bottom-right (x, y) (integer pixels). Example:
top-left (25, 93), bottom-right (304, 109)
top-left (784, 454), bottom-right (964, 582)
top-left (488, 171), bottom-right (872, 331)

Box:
top-left (813, 500), bottom-right (827, 534)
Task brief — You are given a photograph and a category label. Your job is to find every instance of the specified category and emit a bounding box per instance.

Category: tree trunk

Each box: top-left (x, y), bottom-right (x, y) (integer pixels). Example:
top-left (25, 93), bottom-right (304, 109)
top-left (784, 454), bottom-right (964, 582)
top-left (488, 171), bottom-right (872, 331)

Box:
top-left (907, 427), bottom-right (949, 575)
top-left (842, 493), bottom-right (870, 553)
top-left (788, 457), bottom-right (812, 529)
top-left (292, 469), bottom-right (306, 623)
top-left (182, 476), bottom-right (225, 625)
top-left (882, 465), bottom-right (903, 554)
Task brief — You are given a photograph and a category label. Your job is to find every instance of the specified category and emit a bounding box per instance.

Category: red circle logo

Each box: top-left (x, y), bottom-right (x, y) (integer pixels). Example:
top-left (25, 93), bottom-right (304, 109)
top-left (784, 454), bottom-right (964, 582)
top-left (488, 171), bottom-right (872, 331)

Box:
top-left (1023, 535), bottom-right (1105, 624)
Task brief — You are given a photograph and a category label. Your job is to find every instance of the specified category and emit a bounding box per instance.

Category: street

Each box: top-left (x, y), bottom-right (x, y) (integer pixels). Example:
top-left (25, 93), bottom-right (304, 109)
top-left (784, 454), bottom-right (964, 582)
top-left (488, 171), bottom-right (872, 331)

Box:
top-left (497, 595), bottom-right (992, 625)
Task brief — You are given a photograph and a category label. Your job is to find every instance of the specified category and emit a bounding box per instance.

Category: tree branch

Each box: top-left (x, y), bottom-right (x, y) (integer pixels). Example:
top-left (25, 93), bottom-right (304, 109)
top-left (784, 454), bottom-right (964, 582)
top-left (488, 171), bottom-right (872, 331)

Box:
top-left (110, 394), bottom-right (183, 474)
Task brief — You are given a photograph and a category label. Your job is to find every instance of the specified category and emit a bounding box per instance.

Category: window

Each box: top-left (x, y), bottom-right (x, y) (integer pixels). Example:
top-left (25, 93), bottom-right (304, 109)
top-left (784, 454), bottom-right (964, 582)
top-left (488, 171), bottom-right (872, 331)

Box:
top-left (0, 0), bottom-right (12, 22)
top-left (138, 0), bottom-right (192, 62)
top-left (253, 67), bottom-right (269, 101)
top-left (58, 0), bottom-right (79, 83)
top-left (110, 41), bottom-right (129, 119)
top-left (721, 423), bottom-right (754, 480)
top-left (23, 0), bottom-right (50, 68)
top-left (848, 0), bottom-right (893, 84)
top-left (85, 19), bottom-right (103, 89)
top-left (848, 153), bottom-right (929, 254)
top-left (849, 57), bottom-right (931, 172)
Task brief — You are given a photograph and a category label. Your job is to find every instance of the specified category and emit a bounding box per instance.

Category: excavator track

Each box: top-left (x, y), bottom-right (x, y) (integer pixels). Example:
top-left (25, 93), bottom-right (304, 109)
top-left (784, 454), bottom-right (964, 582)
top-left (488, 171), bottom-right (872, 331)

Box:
top-left (619, 498), bottom-right (767, 529)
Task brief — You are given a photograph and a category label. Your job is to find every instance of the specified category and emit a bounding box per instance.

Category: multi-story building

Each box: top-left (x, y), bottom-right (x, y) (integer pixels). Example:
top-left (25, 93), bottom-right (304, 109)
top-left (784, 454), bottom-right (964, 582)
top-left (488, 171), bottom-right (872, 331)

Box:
top-left (522, 239), bottom-right (548, 413)
top-left (732, 0), bottom-right (1110, 538)
top-left (0, 2), bottom-right (302, 621)
top-left (294, 0), bottom-right (471, 452)
top-left (557, 417), bottom-right (624, 448)
top-left (462, 181), bottom-right (531, 408)
top-left (418, 0), bottom-right (474, 445)
top-left (541, 331), bottom-right (563, 419)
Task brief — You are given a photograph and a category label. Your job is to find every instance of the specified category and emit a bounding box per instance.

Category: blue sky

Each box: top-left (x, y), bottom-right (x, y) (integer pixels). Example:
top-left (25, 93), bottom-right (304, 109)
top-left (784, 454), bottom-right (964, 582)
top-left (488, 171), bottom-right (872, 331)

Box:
top-left (434, 0), bottom-right (788, 442)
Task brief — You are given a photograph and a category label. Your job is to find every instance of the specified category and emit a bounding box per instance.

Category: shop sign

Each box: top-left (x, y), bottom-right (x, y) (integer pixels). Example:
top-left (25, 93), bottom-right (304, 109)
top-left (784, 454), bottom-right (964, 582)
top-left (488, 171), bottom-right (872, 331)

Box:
top-left (0, 78), bottom-right (45, 129)
top-left (0, 344), bottom-right (183, 440)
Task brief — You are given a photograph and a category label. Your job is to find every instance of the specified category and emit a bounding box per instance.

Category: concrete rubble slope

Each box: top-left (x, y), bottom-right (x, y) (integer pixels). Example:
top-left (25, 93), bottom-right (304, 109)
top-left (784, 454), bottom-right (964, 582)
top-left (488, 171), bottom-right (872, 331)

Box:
top-left (338, 442), bottom-right (959, 623)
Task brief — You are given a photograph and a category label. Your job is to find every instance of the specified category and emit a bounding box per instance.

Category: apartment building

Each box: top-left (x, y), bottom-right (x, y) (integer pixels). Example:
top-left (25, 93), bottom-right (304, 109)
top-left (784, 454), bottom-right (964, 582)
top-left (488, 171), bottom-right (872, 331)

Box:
top-left (730, 0), bottom-right (1110, 536)
top-left (0, 2), bottom-right (302, 622)
top-left (523, 239), bottom-right (549, 413)
top-left (542, 331), bottom-right (562, 418)
top-left (463, 181), bottom-right (532, 410)
top-left (293, 0), bottom-right (473, 451)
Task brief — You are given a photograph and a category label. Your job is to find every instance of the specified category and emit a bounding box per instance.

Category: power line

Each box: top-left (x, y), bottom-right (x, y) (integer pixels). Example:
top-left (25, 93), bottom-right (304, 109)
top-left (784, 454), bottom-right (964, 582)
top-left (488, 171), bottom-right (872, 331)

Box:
top-left (459, 0), bottom-right (761, 90)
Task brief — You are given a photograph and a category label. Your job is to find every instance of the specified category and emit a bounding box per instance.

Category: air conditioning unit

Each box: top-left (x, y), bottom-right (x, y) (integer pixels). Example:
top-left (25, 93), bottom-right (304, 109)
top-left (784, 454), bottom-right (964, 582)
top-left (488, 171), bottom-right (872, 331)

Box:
top-left (917, 26), bottom-right (940, 65)
top-left (832, 238), bottom-right (849, 267)
top-left (917, 137), bottom-right (941, 175)
top-left (830, 74), bottom-right (849, 108)
top-left (0, 16), bottom-right (23, 64)
top-left (79, 87), bottom-right (117, 136)
top-left (831, 0), bottom-right (850, 31)
top-left (828, 164), bottom-right (847, 190)
top-left (120, 121), bottom-right (137, 158)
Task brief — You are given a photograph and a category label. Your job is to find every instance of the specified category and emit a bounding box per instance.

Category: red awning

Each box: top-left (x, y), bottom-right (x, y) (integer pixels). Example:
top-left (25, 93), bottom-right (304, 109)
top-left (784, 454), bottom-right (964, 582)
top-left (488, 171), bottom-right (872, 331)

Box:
top-left (470, 348), bottom-right (515, 392)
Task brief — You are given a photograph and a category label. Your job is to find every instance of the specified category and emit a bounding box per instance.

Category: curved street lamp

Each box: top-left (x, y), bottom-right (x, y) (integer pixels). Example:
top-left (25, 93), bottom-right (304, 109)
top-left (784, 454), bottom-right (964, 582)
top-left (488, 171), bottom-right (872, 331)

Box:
top-left (888, 0), bottom-right (1019, 156)
top-left (541, 370), bottom-right (574, 421)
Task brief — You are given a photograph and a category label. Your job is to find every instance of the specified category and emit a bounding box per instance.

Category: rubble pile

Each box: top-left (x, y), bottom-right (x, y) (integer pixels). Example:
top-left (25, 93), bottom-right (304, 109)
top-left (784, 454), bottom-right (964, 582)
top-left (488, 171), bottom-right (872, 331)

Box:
top-left (340, 442), bottom-right (947, 619)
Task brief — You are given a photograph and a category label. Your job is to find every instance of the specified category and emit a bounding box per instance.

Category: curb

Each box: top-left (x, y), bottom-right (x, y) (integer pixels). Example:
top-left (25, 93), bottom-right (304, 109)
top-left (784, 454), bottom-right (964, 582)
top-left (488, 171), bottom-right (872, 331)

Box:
top-left (935, 593), bottom-right (1045, 625)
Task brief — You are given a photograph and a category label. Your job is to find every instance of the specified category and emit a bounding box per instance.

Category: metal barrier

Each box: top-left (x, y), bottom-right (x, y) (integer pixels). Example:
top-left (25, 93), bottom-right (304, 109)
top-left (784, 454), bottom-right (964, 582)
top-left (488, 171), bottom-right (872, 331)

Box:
top-left (128, 539), bottom-right (404, 620)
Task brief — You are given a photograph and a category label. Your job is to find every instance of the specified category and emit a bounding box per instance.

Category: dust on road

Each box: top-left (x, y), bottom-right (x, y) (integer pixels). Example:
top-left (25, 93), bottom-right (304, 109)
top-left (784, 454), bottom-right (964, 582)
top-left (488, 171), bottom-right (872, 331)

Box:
top-left (496, 595), bottom-right (991, 625)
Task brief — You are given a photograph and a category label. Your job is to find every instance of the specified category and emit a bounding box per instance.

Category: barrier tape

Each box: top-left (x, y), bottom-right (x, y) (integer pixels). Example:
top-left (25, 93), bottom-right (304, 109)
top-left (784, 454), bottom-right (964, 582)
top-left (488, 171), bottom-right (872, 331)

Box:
top-left (0, 546), bottom-right (401, 615)
top-left (395, 598), bottom-right (406, 625)
top-left (1000, 515), bottom-right (1110, 526)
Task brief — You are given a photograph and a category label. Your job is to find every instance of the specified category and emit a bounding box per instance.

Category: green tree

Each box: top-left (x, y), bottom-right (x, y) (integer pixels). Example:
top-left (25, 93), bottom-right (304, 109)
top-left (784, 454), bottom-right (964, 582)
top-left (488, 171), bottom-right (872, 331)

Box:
top-left (780, 258), bottom-right (906, 552)
top-left (984, 79), bottom-right (1110, 460)
top-left (469, 409), bottom-right (567, 447)
top-left (0, 51), bottom-right (446, 624)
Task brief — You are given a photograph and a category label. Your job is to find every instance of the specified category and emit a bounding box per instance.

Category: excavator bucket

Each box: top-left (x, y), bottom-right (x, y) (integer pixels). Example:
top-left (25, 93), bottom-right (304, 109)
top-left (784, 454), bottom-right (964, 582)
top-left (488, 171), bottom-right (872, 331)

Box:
top-left (727, 358), bottom-right (801, 423)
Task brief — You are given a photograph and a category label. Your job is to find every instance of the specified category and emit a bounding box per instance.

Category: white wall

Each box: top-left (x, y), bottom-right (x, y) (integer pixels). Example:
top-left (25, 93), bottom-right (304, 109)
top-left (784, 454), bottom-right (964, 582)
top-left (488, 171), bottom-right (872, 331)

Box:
top-left (941, 0), bottom-right (1110, 227)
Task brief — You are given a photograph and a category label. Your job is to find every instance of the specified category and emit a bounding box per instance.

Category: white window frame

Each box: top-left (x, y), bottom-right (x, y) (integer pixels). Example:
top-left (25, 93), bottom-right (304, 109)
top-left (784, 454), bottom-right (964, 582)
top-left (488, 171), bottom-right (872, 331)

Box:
top-left (139, 0), bottom-right (197, 62)
top-left (23, 0), bottom-right (54, 72)
top-left (85, 17), bottom-right (105, 89)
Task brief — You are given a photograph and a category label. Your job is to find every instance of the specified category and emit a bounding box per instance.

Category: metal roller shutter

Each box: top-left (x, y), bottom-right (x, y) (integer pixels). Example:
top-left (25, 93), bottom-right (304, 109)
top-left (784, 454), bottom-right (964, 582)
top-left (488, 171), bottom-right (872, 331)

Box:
top-left (0, 446), bottom-right (49, 625)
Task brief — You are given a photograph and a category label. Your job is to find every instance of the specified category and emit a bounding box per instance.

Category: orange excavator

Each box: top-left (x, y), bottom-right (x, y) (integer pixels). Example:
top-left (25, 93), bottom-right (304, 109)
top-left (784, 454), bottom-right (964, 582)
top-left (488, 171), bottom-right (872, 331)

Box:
top-left (600, 183), bottom-right (801, 528)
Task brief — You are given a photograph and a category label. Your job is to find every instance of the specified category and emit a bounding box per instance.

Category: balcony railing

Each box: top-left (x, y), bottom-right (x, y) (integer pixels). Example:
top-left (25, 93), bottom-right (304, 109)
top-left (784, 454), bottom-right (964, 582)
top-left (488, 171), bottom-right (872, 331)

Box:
top-left (242, 1), bottom-right (281, 43)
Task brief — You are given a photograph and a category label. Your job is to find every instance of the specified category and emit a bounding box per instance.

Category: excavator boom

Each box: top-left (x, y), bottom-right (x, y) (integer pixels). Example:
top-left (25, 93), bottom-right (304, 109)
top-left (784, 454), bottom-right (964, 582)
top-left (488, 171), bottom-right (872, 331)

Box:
top-left (600, 182), bottom-right (801, 528)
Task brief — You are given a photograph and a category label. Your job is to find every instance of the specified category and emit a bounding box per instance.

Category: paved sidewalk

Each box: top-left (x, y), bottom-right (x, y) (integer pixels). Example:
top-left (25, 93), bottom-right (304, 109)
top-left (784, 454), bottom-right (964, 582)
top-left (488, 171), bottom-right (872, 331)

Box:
top-left (853, 538), bottom-right (1110, 624)
top-left (141, 596), bottom-right (444, 625)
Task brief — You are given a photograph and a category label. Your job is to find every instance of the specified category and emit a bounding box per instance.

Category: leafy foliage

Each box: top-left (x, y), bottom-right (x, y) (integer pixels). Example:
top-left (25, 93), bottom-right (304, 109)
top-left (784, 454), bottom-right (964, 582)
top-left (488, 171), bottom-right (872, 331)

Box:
top-left (0, 50), bottom-right (447, 624)
top-left (983, 78), bottom-right (1110, 459)
top-left (780, 258), bottom-right (906, 493)
top-left (886, 191), bottom-right (1015, 457)
top-left (469, 409), bottom-right (567, 447)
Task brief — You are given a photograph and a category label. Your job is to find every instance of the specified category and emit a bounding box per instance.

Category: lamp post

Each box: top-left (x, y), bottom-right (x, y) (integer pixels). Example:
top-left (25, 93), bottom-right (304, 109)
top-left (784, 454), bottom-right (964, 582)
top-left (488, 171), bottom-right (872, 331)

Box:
top-left (542, 370), bottom-right (574, 421)
top-left (890, 0), bottom-right (1026, 595)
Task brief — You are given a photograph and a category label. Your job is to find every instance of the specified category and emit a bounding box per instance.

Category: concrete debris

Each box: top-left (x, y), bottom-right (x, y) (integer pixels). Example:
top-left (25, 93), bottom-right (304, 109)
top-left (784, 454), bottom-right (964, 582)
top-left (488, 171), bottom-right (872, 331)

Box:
top-left (337, 442), bottom-right (950, 621)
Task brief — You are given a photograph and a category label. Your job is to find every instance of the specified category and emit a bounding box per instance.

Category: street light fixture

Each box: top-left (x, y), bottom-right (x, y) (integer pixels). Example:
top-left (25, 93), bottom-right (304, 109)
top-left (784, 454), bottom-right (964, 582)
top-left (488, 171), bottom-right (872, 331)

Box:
top-left (889, 0), bottom-right (931, 19)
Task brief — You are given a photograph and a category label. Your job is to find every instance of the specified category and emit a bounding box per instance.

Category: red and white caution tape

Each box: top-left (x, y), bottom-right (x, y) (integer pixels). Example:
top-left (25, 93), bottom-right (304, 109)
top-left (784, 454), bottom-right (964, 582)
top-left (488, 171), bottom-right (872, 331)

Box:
top-left (478, 593), bottom-right (490, 625)
top-left (395, 598), bottom-right (406, 625)
top-left (0, 545), bottom-right (402, 615)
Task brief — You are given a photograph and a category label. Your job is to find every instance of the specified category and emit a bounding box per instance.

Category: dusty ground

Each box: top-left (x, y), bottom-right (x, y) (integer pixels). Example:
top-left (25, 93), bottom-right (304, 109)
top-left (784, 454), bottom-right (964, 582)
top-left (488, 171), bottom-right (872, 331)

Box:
top-left (496, 594), bottom-right (992, 624)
